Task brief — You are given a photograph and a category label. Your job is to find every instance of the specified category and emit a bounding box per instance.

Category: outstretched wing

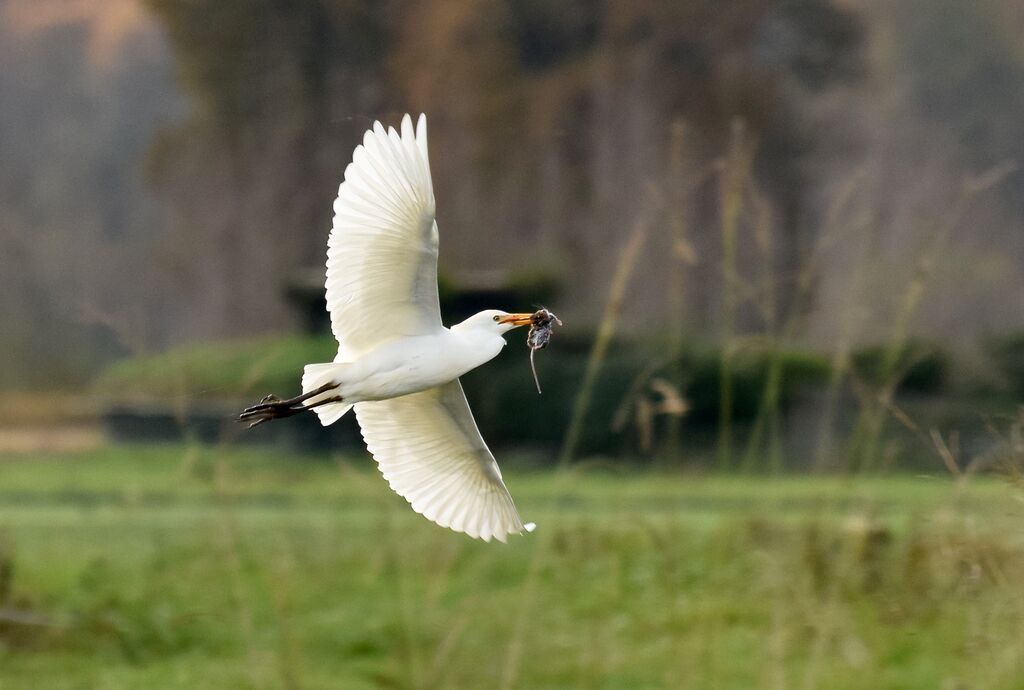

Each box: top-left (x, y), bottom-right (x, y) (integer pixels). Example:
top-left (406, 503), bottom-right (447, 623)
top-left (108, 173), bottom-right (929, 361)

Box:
top-left (354, 381), bottom-right (531, 542)
top-left (326, 113), bottom-right (441, 361)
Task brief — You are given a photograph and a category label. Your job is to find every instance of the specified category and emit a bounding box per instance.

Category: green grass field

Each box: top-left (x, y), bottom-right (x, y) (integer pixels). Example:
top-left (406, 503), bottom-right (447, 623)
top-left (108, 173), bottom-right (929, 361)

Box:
top-left (1, 444), bottom-right (1023, 689)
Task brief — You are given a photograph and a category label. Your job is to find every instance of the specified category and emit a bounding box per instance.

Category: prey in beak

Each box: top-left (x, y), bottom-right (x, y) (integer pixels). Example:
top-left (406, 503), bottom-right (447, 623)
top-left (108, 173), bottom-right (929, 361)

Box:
top-left (498, 313), bottom-right (534, 327)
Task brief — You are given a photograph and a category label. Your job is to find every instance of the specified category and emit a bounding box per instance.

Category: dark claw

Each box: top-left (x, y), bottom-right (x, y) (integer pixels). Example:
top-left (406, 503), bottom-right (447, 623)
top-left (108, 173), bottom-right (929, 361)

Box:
top-left (238, 400), bottom-right (305, 424)
top-left (237, 382), bottom-right (342, 428)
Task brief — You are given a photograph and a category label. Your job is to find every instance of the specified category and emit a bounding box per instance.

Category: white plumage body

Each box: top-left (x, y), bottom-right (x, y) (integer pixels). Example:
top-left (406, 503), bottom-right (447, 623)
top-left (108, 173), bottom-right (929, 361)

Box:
top-left (280, 113), bottom-right (535, 543)
top-left (304, 327), bottom-right (506, 404)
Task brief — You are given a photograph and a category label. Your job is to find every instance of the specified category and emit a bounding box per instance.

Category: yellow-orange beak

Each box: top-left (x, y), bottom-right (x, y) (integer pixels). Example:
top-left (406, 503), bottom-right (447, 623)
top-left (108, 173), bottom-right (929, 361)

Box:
top-left (497, 313), bottom-right (534, 327)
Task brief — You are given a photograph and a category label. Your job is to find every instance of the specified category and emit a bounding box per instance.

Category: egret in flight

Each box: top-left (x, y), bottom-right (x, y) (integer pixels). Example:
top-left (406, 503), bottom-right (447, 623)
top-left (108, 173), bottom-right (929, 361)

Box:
top-left (239, 114), bottom-right (540, 543)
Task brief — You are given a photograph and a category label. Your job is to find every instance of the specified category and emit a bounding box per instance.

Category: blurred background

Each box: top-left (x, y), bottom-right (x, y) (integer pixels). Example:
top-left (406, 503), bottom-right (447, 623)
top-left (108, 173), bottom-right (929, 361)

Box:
top-left (1, 0), bottom-right (1023, 688)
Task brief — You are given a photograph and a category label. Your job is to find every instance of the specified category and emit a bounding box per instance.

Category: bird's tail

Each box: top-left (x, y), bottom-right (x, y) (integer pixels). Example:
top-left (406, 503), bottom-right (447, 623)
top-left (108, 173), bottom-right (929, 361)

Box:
top-left (301, 363), bottom-right (353, 426)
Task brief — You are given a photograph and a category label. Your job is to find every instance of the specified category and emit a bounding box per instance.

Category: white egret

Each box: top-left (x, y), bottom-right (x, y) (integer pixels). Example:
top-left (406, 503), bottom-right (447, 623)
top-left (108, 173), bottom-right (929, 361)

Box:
top-left (239, 114), bottom-right (543, 543)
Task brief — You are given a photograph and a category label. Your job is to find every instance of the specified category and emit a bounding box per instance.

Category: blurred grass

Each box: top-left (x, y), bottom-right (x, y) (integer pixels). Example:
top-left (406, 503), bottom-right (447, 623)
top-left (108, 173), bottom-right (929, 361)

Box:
top-left (1, 444), bottom-right (1023, 689)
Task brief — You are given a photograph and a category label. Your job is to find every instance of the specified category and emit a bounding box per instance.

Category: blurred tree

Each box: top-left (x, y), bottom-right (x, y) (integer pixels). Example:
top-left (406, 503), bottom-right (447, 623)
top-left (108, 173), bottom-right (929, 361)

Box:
top-left (0, 1), bottom-right (175, 387)
top-left (144, 0), bottom-right (397, 340)
top-left (145, 0), bottom-right (863, 344)
top-left (896, 0), bottom-right (1024, 207)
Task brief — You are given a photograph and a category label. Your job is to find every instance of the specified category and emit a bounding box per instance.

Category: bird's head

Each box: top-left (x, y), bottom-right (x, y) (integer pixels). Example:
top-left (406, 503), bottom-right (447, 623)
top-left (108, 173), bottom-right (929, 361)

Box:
top-left (456, 310), bottom-right (534, 335)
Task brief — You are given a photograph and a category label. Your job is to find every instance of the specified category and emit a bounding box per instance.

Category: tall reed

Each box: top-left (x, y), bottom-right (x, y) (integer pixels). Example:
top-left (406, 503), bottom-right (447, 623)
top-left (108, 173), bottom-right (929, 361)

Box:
top-left (716, 120), bottom-right (753, 470)
top-left (846, 162), bottom-right (1016, 472)
top-left (742, 167), bottom-right (867, 472)
top-left (558, 220), bottom-right (648, 466)
top-left (666, 120), bottom-right (696, 457)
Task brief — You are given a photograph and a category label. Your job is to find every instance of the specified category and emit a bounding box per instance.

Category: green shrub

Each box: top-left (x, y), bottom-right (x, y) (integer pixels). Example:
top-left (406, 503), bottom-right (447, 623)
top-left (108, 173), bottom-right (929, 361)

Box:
top-left (680, 345), bottom-right (831, 424)
top-left (461, 347), bottom-right (635, 454)
top-left (987, 333), bottom-right (1024, 398)
top-left (93, 335), bottom-right (832, 455)
top-left (465, 341), bottom-right (830, 453)
top-left (849, 340), bottom-right (948, 393)
top-left (93, 334), bottom-right (337, 400)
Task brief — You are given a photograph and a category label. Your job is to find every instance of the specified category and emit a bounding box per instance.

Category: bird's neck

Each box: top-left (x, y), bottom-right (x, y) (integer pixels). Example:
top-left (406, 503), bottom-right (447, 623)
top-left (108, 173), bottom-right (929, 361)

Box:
top-left (449, 325), bottom-right (506, 366)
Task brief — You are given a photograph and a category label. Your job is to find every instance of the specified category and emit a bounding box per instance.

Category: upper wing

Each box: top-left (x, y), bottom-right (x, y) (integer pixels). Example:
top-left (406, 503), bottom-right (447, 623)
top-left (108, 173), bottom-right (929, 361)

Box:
top-left (354, 381), bottom-right (531, 542)
top-left (326, 113), bottom-right (441, 360)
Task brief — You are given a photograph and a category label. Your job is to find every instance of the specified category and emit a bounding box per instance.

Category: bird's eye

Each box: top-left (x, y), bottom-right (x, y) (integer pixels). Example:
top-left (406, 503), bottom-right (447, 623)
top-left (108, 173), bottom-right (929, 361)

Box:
top-left (493, 315), bottom-right (500, 322)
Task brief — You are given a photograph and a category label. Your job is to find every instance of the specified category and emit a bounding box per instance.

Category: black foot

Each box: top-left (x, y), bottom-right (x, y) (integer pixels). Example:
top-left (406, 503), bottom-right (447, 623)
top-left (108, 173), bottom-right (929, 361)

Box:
top-left (237, 383), bottom-right (342, 428)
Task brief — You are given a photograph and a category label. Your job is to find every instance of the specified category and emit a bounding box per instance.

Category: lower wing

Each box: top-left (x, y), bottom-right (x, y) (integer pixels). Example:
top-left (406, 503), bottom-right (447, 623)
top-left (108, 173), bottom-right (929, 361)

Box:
top-left (354, 380), bottom-right (531, 542)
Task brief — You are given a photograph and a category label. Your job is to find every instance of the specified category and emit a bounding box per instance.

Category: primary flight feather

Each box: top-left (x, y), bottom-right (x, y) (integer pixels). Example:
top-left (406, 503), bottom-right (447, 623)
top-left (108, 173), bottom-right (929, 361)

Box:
top-left (239, 114), bottom-right (537, 543)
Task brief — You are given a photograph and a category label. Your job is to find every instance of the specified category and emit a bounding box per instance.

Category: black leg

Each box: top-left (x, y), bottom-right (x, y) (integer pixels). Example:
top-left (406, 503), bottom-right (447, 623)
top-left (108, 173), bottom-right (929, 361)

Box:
top-left (237, 382), bottom-right (342, 428)
top-left (301, 395), bottom-right (345, 411)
